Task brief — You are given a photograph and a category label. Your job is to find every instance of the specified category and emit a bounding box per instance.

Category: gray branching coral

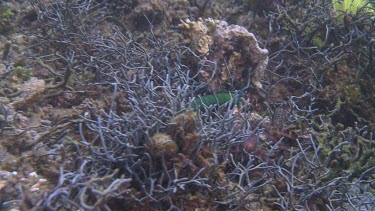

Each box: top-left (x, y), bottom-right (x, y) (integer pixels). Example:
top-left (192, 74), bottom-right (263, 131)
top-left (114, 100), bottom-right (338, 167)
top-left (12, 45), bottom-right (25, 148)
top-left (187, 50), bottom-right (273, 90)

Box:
top-left (1, 0), bottom-right (374, 210)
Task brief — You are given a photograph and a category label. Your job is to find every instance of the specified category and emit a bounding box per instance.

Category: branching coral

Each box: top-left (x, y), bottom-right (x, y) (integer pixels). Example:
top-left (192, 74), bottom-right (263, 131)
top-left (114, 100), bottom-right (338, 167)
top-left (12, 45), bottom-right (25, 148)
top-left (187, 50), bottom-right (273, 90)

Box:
top-left (3, 0), bottom-right (373, 210)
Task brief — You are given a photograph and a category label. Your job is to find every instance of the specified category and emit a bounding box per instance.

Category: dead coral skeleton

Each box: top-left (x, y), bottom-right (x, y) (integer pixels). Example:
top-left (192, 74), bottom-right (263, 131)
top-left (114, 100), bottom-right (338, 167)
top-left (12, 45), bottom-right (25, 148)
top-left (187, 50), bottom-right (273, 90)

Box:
top-left (179, 18), bottom-right (269, 92)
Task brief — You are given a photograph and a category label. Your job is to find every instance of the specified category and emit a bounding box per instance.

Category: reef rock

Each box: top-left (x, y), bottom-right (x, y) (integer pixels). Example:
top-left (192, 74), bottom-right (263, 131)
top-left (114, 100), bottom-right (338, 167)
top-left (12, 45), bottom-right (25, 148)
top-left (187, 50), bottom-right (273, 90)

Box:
top-left (145, 133), bottom-right (178, 157)
top-left (178, 18), bottom-right (216, 55)
top-left (11, 77), bottom-right (46, 110)
top-left (179, 18), bottom-right (268, 92)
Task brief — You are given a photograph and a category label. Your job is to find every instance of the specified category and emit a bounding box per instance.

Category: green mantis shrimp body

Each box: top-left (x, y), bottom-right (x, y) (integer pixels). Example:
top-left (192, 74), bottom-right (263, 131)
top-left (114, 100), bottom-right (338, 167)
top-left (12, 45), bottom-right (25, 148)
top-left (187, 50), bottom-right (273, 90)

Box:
top-left (191, 91), bottom-right (244, 111)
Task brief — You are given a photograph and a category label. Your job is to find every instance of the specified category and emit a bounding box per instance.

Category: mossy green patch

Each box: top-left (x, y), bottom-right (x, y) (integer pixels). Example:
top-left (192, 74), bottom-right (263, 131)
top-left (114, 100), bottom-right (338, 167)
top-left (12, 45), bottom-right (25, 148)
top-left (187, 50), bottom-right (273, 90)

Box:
top-left (13, 66), bottom-right (33, 82)
top-left (0, 5), bottom-right (14, 19)
top-left (0, 4), bottom-right (15, 34)
top-left (333, 0), bottom-right (373, 22)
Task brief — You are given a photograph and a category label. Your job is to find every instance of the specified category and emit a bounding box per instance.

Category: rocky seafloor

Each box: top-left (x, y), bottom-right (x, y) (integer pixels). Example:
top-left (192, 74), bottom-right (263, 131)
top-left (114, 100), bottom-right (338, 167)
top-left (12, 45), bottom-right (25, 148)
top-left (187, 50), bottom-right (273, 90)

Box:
top-left (0, 0), bottom-right (374, 210)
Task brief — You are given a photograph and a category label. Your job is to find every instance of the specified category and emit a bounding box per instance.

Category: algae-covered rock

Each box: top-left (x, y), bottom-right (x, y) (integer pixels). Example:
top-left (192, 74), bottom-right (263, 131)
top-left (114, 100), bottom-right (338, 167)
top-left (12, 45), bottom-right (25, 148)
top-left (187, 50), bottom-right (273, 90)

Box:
top-left (145, 133), bottom-right (178, 157)
top-left (178, 18), bottom-right (268, 92)
top-left (168, 110), bottom-right (201, 154)
top-left (11, 77), bottom-right (46, 110)
top-left (178, 18), bottom-right (216, 54)
top-left (168, 109), bottom-right (199, 135)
